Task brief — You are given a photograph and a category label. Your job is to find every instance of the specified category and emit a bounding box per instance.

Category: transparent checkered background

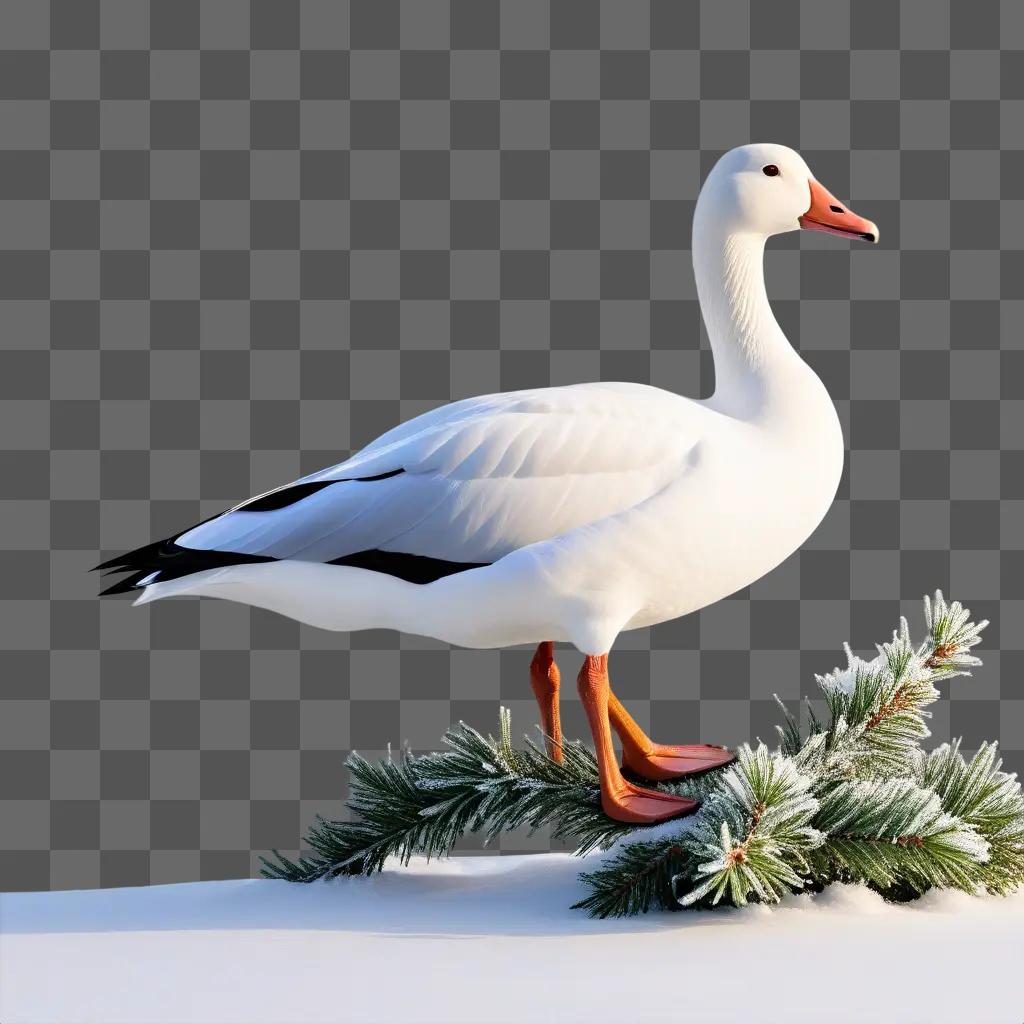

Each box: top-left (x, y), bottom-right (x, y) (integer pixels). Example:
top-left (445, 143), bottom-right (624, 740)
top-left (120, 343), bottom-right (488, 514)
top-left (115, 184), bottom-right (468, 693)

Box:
top-left (1, 0), bottom-right (1023, 892)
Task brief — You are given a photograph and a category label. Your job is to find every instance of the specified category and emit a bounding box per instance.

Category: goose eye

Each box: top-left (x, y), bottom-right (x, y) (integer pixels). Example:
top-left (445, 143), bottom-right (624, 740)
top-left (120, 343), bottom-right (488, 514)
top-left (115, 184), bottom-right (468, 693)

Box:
top-left (762, 164), bottom-right (780, 177)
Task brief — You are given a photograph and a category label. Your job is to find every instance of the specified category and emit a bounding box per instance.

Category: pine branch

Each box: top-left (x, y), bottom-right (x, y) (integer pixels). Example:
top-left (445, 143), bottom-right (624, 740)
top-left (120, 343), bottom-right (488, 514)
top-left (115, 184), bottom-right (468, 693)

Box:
top-left (266, 591), bottom-right (1023, 918)
top-left (785, 592), bottom-right (989, 782)
top-left (263, 709), bottom-right (673, 882)
top-left (774, 695), bottom-right (823, 757)
top-left (809, 776), bottom-right (990, 894)
top-left (922, 591), bottom-right (988, 679)
top-left (920, 740), bottom-right (1024, 895)
top-left (815, 622), bottom-right (938, 777)
top-left (261, 749), bottom-right (446, 881)
top-left (581, 592), bottom-right (1015, 914)
top-left (415, 708), bottom-right (632, 855)
top-left (571, 838), bottom-right (693, 918)
top-left (574, 747), bottom-right (824, 916)
top-left (675, 744), bottom-right (822, 907)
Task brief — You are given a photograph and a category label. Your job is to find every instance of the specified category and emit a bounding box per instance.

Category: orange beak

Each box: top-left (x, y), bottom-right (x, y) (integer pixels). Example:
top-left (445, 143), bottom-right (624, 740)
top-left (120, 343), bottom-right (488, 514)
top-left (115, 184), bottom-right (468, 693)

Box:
top-left (799, 179), bottom-right (878, 243)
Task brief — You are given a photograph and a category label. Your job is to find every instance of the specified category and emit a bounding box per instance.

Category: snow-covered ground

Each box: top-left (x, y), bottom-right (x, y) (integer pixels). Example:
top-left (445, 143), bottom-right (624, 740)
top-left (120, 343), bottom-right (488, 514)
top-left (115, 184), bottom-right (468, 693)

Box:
top-left (2, 852), bottom-right (1022, 1024)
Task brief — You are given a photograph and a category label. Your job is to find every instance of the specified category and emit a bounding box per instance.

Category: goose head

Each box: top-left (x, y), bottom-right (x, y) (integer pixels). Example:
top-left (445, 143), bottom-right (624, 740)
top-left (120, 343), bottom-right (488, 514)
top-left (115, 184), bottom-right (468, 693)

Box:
top-left (694, 143), bottom-right (878, 244)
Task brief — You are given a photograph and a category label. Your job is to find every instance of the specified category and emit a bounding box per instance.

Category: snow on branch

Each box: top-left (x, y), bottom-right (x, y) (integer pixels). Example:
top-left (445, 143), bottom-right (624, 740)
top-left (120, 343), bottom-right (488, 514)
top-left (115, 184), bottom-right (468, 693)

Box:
top-left (263, 592), bottom-right (1024, 918)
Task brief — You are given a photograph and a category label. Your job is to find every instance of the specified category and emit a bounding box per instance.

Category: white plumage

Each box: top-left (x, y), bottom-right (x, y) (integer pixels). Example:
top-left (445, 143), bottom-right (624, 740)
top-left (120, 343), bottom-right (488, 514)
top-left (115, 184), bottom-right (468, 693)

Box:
top-left (106, 143), bottom-right (876, 660)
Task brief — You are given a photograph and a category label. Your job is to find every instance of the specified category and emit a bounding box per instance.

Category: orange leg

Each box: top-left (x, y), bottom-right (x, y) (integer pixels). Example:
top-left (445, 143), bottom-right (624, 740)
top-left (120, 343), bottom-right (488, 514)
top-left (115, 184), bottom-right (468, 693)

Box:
top-left (576, 654), bottom-right (699, 824)
top-left (530, 643), bottom-right (735, 783)
top-left (608, 690), bottom-right (736, 783)
top-left (529, 641), bottom-right (563, 763)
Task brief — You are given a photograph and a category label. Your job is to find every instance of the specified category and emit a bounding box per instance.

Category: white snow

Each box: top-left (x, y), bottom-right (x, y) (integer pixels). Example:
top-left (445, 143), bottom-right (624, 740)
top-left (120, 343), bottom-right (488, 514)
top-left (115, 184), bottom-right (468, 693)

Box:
top-left (2, 853), bottom-right (1022, 1024)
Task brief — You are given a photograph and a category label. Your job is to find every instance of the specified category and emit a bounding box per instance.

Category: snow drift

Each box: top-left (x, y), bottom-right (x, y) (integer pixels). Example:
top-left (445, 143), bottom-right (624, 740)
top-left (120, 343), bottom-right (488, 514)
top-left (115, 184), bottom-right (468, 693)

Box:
top-left (2, 852), bottom-right (1023, 1024)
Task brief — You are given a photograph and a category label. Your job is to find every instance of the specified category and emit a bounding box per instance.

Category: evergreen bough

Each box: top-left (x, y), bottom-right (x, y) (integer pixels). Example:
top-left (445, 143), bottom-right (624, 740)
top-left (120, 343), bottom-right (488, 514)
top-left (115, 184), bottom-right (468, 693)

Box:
top-left (262, 592), bottom-right (1024, 917)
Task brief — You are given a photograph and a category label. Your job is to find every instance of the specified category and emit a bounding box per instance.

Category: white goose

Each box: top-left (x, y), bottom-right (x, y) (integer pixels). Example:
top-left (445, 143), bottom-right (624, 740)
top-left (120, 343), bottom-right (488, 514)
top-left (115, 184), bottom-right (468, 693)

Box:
top-left (98, 143), bottom-right (877, 824)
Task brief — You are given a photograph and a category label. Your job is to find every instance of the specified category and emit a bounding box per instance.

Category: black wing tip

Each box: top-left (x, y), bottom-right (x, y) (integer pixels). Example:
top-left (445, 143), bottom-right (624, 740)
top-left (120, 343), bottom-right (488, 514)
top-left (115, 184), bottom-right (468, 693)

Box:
top-left (94, 470), bottom-right (406, 572)
top-left (92, 555), bottom-right (127, 572)
top-left (98, 572), bottom-right (149, 596)
top-left (95, 539), bottom-right (276, 598)
top-left (95, 471), bottom-right (409, 592)
top-left (93, 538), bottom-right (166, 573)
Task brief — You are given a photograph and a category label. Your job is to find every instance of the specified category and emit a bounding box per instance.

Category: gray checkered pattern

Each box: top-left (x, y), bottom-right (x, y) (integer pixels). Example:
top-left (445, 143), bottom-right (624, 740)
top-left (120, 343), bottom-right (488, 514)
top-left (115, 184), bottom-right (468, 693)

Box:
top-left (1, 0), bottom-right (1022, 892)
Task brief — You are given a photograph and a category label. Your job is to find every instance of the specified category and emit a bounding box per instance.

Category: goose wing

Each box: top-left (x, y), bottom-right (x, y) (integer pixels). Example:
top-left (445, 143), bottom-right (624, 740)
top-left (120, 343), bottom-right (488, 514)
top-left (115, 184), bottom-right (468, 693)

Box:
top-left (160, 382), bottom-right (711, 573)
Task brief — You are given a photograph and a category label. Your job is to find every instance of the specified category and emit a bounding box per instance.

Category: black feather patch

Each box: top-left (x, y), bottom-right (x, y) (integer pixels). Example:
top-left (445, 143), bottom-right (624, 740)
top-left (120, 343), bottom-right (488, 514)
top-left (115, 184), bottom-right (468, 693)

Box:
top-left (347, 469), bottom-right (405, 483)
top-left (328, 549), bottom-right (489, 585)
top-left (235, 481), bottom-right (336, 512)
top-left (233, 469), bottom-right (405, 512)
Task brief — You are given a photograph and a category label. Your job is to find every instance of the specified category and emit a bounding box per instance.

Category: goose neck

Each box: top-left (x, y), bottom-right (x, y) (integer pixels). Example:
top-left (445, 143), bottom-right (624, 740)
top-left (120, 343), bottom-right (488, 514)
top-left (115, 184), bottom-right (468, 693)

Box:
top-left (692, 221), bottom-right (805, 418)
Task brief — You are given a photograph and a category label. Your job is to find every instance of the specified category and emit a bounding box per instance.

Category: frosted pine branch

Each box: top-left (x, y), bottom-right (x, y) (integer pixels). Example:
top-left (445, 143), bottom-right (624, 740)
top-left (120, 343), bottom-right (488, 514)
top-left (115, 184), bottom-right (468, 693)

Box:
top-left (265, 591), bottom-right (1023, 918)
top-left (674, 745), bottom-right (822, 907)
top-left (261, 707), bottom-right (637, 883)
top-left (579, 592), bottom-right (1016, 915)
top-left (919, 740), bottom-right (1024, 895)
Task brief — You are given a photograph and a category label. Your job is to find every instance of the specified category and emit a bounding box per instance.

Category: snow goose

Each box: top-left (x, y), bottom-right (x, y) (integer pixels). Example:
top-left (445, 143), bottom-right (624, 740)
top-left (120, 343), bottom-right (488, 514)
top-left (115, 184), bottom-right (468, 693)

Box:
top-left (97, 143), bottom-right (878, 824)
